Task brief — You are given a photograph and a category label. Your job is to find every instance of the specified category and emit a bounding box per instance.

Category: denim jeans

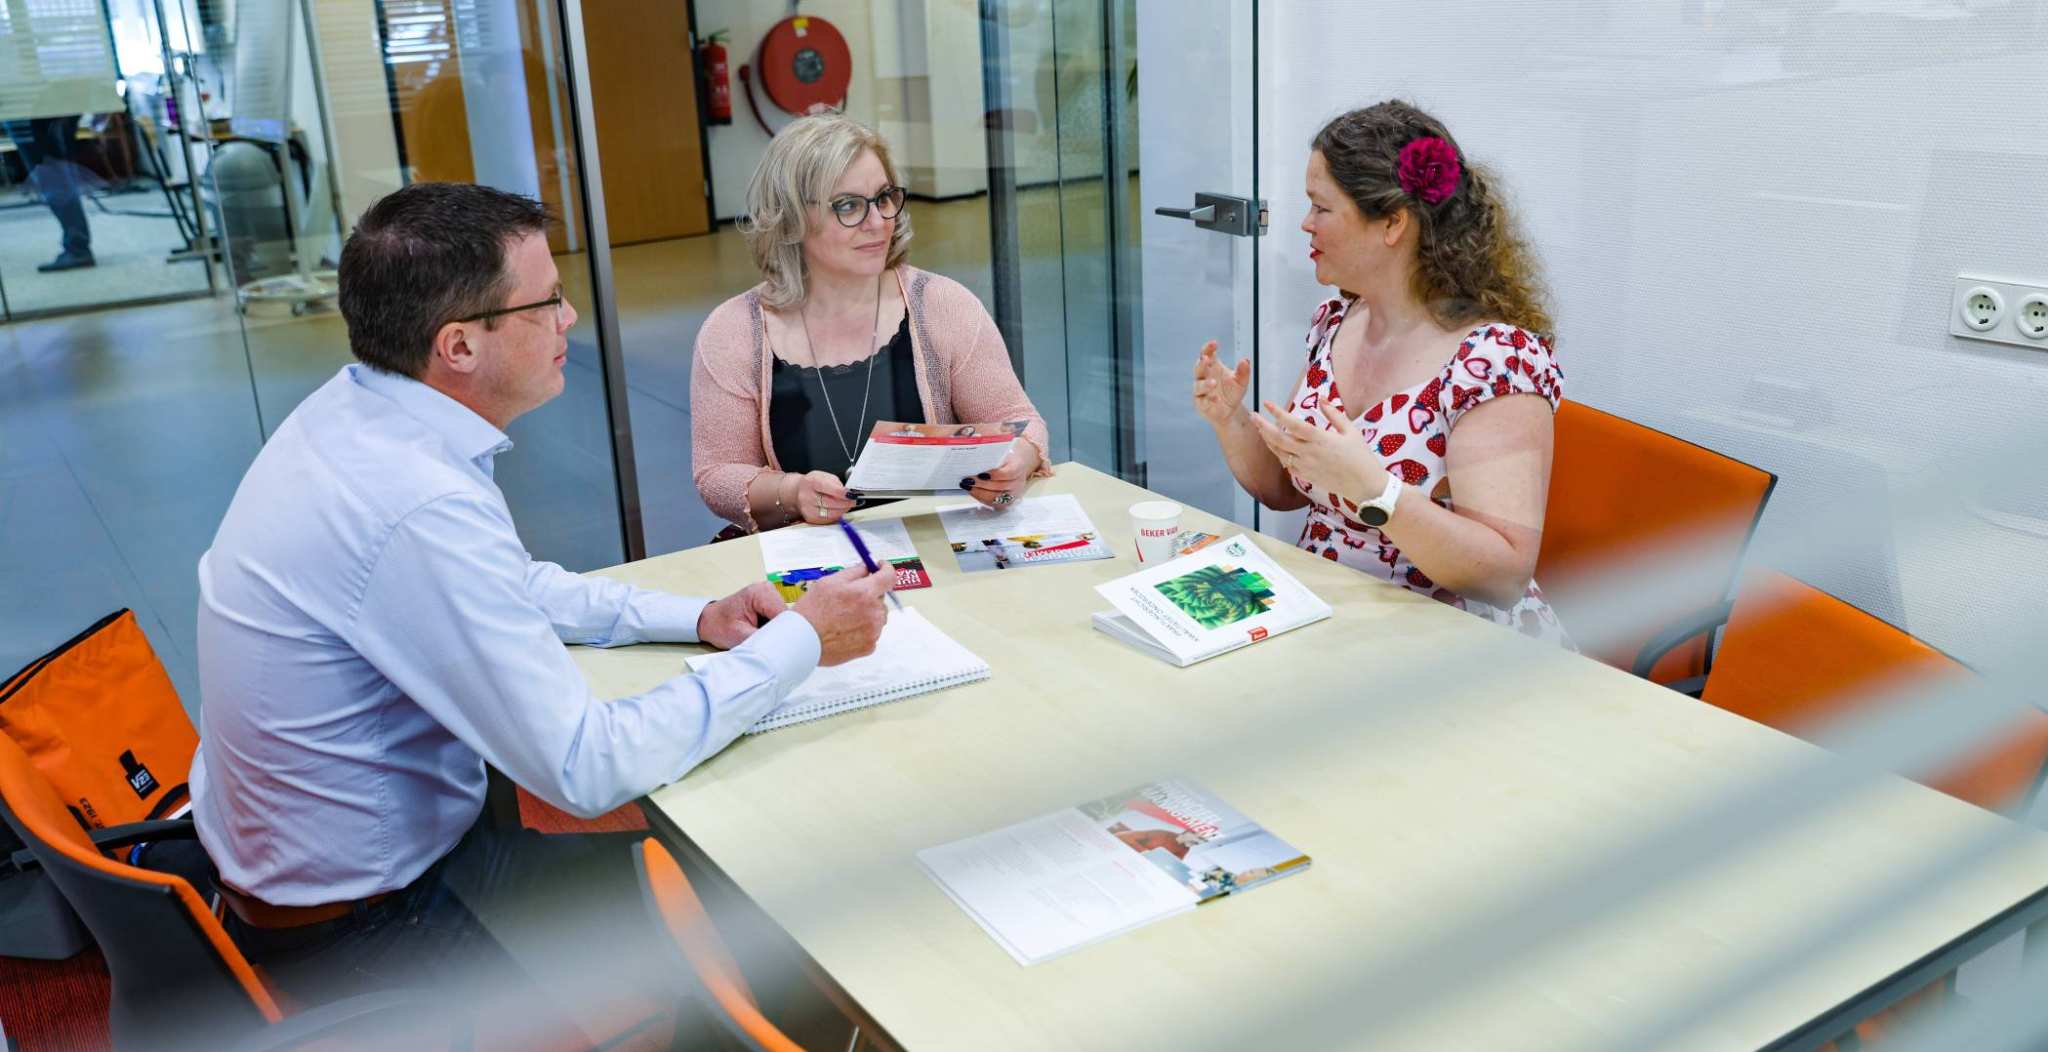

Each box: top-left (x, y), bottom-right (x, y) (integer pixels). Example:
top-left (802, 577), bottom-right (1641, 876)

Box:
top-left (3, 117), bottom-right (92, 256)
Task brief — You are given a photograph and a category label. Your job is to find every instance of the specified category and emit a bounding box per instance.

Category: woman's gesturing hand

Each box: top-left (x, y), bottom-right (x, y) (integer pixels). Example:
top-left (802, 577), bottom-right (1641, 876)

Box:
top-left (1249, 399), bottom-right (1384, 505)
top-left (1192, 341), bottom-right (1252, 427)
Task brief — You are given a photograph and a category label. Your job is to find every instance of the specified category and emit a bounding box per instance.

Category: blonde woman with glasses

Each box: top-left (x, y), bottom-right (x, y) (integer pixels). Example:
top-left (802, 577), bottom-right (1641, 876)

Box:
top-left (692, 114), bottom-right (1051, 534)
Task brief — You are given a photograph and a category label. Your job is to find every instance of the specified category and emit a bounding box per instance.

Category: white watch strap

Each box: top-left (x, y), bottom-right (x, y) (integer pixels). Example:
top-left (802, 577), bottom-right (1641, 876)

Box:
top-left (1367, 471), bottom-right (1403, 515)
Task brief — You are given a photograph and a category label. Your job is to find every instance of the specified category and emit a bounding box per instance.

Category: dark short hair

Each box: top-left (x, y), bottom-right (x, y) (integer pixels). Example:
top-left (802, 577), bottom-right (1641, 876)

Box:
top-left (337, 182), bottom-right (550, 378)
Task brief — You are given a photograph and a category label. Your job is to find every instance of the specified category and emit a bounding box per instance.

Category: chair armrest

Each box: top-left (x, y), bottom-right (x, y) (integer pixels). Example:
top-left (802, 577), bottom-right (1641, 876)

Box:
top-left (90, 817), bottom-right (197, 851)
top-left (1631, 599), bottom-right (1736, 692)
top-left (7, 817), bottom-right (196, 873)
top-left (224, 990), bottom-right (451, 1051)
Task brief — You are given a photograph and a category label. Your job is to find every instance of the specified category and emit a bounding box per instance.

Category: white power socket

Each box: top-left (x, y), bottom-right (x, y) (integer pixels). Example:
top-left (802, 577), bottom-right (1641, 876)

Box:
top-left (2017, 295), bottom-right (2048, 340)
top-left (1951, 275), bottom-right (2048, 348)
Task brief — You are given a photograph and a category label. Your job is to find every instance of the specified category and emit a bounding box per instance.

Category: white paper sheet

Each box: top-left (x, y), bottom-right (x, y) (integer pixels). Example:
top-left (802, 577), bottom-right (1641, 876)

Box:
top-left (758, 519), bottom-right (919, 575)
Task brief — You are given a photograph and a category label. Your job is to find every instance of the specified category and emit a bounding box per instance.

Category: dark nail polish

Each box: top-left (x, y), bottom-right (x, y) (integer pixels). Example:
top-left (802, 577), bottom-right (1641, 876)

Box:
top-left (977, 472), bottom-right (992, 480)
top-left (959, 478), bottom-right (975, 490)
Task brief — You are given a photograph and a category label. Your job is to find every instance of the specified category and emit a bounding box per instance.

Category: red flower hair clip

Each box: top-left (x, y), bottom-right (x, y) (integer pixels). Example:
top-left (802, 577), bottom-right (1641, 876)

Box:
top-left (1396, 137), bottom-right (1461, 205)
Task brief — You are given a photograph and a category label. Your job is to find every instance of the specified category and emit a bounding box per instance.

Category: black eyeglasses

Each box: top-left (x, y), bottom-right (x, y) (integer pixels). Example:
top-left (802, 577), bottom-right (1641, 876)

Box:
top-left (824, 186), bottom-right (907, 228)
top-left (455, 294), bottom-right (566, 325)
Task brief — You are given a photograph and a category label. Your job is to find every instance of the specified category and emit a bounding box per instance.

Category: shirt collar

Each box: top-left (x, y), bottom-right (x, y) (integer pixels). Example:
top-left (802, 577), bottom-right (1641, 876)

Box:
top-left (347, 363), bottom-right (513, 472)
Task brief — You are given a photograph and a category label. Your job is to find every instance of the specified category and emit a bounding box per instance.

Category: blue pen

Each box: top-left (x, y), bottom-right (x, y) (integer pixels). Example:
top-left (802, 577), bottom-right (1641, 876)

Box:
top-left (838, 519), bottom-right (904, 610)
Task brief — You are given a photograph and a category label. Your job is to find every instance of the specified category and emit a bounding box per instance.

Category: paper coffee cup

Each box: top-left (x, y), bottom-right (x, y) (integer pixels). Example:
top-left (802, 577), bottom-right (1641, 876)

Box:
top-left (1130, 500), bottom-right (1183, 563)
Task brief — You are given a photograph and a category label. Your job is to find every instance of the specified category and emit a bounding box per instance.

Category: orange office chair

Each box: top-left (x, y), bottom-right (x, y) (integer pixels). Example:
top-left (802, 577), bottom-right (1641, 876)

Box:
top-left (1699, 570), bottom-right (2048, 1048)
top-left (0, 733), bottom-right (438, 1051)
top-left (1700, 569), bottom-right (2048, 812)
top-left (633, 837), bottom-right (809, 1052)
top-left (1539, 401), bottom-right (1776, 692)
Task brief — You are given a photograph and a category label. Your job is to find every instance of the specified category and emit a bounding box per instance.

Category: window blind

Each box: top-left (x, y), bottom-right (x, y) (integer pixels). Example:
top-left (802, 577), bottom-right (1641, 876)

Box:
top-left (0, 0), bottom-right (123, 122)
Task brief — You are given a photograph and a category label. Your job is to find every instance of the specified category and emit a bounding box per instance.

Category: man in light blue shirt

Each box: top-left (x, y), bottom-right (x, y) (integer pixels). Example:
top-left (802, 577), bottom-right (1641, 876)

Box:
top-left (192, 183), bottom-right (892, 1022)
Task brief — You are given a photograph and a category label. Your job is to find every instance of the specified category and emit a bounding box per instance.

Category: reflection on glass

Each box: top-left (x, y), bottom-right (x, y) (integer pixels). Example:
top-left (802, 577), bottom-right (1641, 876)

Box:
top-left (185, 0), bottom-right (623, 571)
top-left (0, 0), bottom-right (218, 318)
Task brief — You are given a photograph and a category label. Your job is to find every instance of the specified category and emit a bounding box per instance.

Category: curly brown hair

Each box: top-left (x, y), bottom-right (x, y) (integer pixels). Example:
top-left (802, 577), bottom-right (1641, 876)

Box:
top-left (1312, 100), bottom-right (1553, 337)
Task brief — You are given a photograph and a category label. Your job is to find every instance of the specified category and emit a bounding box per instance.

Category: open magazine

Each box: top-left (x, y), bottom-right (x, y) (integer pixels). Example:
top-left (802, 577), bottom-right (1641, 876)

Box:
top-left (917, 778), bottom-right (1311, 965)
top-left (1092, 534), bottom-right (1331, 666)
top-left (936, 493), bottom-right (1114, 572)
top-left (844, 420), bottom-right (1025, 496)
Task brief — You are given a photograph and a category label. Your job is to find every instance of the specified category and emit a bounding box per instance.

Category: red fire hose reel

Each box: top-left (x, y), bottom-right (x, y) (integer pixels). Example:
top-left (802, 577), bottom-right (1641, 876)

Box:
top-left (736, 15), bottom-right (852, 135)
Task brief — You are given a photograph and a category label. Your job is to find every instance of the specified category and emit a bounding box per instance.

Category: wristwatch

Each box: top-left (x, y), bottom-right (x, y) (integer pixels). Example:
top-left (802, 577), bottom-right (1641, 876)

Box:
top-left (1354, 471), bottom-right (1403, 527)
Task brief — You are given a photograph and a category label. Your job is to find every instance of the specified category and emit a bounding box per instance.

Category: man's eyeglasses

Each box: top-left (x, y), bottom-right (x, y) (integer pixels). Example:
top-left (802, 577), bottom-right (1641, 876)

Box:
top-left (456, 294), bottom-right (567, 326)
top-left (825, 186), bottom-right (907, 228)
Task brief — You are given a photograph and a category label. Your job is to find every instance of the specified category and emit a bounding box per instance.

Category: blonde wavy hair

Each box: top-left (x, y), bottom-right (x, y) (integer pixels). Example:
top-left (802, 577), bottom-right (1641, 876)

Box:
top-left (740, 114), bottom-right (915, 310)
top-left (1313, 100), bottom-right (1553, 337)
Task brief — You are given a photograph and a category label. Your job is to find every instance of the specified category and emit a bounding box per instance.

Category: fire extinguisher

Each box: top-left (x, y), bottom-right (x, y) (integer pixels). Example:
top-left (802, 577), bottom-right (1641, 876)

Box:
top-left (700, 30), bottom-right (732, 125)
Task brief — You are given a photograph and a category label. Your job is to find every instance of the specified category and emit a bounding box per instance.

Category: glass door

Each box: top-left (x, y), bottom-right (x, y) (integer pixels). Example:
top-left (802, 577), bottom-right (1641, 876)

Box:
top-left (1126, 0), bottom-right (1260, 524)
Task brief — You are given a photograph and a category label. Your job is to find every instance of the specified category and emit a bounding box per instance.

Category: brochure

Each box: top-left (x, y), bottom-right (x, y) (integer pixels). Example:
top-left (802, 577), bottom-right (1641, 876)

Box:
top-left (917, 778), bottom-right (1311, 965)
top-left (758, 519), bottom-right (930, 601)
top-left (1091, 534), bottom-right (1331, 667)
top-left (844, 420), bottom-right (1025, 496)
top-left (936, 493), bottom-right (1114, 573)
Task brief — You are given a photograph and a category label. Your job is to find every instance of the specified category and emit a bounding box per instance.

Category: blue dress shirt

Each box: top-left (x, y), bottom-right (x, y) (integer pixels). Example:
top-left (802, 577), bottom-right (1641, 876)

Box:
top-left (191, 364), bottom-right (819, 905)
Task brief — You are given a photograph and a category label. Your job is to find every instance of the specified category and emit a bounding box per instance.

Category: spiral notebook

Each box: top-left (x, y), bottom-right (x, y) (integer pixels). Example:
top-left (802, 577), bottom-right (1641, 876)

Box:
top-left (687, 607), bottom-right (990, 733)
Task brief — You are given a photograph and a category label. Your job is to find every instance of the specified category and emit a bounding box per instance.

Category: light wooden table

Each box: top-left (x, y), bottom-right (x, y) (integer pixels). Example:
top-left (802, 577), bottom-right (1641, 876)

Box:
top-left (574, 464), bottom-right (2048, 1050)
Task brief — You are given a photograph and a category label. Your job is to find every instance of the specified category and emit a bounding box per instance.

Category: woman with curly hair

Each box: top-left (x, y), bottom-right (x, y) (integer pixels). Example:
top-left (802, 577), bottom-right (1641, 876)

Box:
top-left (1192, 100), bottom-right (1570, 644)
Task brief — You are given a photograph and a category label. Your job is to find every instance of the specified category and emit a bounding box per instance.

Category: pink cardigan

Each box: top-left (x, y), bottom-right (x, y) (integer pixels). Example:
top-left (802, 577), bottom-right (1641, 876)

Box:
top-left (691, 266), bottom-right (1053, 530)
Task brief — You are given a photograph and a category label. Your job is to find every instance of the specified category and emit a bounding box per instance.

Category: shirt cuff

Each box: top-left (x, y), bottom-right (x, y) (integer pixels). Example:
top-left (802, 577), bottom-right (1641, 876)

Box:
top-left (733, 610), bottom-right (821, 695)
top-left (632, 593), bottom-right (711, 644)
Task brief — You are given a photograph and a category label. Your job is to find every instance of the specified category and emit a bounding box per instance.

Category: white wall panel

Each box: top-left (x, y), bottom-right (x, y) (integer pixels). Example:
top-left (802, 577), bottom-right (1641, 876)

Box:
top-left (1257, 1), bottom-right (2048, 663)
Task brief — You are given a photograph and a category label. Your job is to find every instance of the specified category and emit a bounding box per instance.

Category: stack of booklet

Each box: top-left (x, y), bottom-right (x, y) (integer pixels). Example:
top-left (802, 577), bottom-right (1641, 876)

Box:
top-left (1092, 534), bottom-right (1332, 666)
top-left (917, 779), bottom-right (1311, 965)
top-left (687, 607), bottom-right (987, 733)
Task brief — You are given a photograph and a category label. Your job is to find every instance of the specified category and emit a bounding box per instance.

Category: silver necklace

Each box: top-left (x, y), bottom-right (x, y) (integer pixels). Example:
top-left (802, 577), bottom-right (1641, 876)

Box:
top-left (798, 274), bottom-right (886, 464)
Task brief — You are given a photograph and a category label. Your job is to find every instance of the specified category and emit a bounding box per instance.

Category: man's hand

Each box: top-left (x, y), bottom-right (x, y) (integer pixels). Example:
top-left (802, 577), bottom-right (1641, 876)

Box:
top-left (789, 565), bottom-right (895, 666)
top-left (696, 581), bottom-right (789, 650)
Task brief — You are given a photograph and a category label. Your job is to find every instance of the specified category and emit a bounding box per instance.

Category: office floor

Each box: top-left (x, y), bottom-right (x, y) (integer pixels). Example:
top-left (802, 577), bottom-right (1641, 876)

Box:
top-left (0, 189), bottom-right (212, 318)
top-left (0, 189), bottom-right (1075, 712)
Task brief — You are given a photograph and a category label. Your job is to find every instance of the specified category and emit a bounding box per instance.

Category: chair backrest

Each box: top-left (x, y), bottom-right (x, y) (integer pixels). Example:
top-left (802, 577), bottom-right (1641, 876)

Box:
top-left (0, 733), bottom-right (280, 1048)
top-left (0, 609), bottom-right (200, 833)
top-left (633, 838), bottom-right (804, 1052)
top-left (1703, 570), bottom-right (2048, 812)
top-left (1538, 401), bottom-right (1776, 683)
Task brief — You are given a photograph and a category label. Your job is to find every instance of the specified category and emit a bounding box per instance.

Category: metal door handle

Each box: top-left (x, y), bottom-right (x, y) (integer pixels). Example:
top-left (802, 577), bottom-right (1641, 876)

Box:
top-left (1152, 192), bottom-right (1266, 237)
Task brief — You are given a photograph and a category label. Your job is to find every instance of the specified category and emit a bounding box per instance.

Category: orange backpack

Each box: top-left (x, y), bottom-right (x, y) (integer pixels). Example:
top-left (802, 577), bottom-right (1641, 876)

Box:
top-left (1, 610), bottom-right (200, 958)
top-left (0, 610), bottom-right (199, 830)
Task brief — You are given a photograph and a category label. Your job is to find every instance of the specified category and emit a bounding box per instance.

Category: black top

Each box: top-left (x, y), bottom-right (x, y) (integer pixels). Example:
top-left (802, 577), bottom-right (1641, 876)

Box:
top-left (769, 314), bottom-right (922, 480)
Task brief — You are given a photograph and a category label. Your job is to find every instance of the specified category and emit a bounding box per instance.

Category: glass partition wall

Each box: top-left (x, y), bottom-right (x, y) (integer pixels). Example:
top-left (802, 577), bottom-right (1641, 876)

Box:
top-left (185, 0), bottom-right (627, 571)
top-left (0, 0), bottom-right (222, 319)
top-left (179, 0), bottom-right (1246, 569)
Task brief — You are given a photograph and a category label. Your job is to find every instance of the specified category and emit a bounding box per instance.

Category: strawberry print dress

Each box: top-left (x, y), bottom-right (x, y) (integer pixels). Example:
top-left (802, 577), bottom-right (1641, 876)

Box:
top-left (1286, 297), bottom-right (1573, 646)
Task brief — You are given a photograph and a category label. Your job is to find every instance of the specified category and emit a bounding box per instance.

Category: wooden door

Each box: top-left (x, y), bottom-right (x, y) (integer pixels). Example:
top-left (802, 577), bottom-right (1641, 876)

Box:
top-left (581, 0), bottom-right (712, 244)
